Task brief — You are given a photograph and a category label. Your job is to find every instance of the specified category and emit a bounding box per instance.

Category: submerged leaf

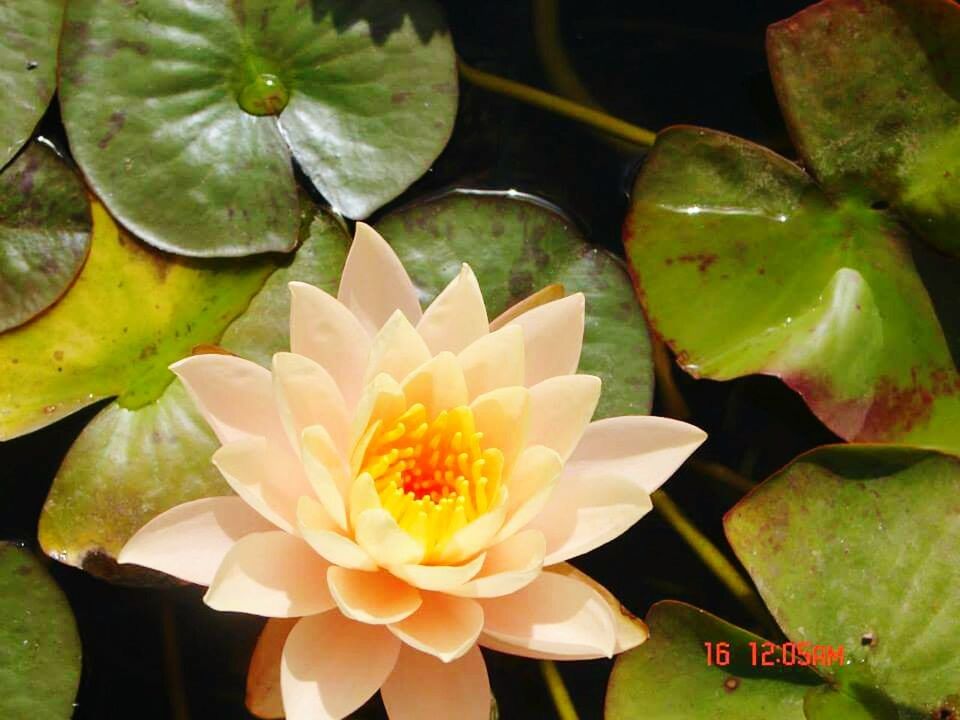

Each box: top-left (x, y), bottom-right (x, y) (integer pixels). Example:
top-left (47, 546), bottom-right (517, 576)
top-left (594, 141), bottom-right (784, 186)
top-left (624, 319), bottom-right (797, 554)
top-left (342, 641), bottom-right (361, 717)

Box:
top-left (0, 142), bottom-right (91, 332)
top-left (0, 543), bottom-right (81, 719)
top-left (59, 0), bottom-right (457, 257)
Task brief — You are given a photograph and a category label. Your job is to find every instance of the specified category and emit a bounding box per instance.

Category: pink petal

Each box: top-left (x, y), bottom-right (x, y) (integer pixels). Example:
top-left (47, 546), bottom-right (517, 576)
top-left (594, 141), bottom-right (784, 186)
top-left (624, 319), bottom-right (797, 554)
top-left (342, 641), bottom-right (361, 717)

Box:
top-left (212, 438), bottom-right (314, 534)
top-left (470, 386), bottom-right (530, 470)
top-left (449, 530), bottom-right (545, 599)
top-left (388, 592), bottom-right (484, 662)
top-left (171, 354), bottom-right (285, 447)
top-left (479, 570), bottom-right (615, 658)
top-left (327, 567), bottom-right (422, 624)
top-left (528, 375), bottom-right (601, 461)
top-left (302, 425), bottom-right (351, 530)
top-left (503, 293), bottom-right (584, 386)
top-left (282, 612), bottom-right (400, 720)
top-left (297, 497), bottom-right (376, 571)
top-left (549, 564), bottom-right (648, 653)
top-left (416, 265), bottom-right (489, 355)
top-left (272, 352), bottom-right (349, 456)
top-left (382, 645), bottom-right (490, 720)
top-left (527, 474), bottom-right (654, 565)
top-left (496, 445), bottom-right (562, 542)
top-left (363, 310), bottom-right (432, 386)
top-left (288, 282), bottom-right (371, 409)
top-left (386, 552), bottom-right (486, 592)
top-left (434, 502), bottom-right (507, 566)
top-left (457, 325), bottom-right (525, 399)
top-left (566, 416), bottom-right (707, 494)
top-left (401, 351), bottom-right (468, 420)
top-left (246, 618), bottom-right (297, 719)
top-left (349, 374), bottom-right (407, 466)
top-left (338, 223), bottom-right (422, 335)
top-left (118, 496), bottom-right (273, 586)
top-left (205, 531), bottom-right (335, 618)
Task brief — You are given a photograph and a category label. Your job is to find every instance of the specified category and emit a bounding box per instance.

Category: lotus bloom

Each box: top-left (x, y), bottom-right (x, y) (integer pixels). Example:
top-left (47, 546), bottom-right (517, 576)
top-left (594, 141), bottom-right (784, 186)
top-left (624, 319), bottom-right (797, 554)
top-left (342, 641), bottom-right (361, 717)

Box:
top-left (119, 223), bottom-right (705, 720)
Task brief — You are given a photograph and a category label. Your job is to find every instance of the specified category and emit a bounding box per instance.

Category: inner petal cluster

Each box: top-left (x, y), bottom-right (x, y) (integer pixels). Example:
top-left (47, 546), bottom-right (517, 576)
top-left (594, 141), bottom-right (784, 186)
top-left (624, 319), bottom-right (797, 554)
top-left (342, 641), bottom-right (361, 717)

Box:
top-left (360, 402), bottom-right (505, 562)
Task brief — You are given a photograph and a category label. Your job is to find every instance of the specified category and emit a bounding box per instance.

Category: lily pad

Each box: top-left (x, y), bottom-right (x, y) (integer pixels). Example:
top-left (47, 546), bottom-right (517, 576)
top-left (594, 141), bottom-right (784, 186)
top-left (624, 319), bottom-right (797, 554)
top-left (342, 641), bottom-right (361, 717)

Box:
top-left (0, 0), bottom-right (63, 168)
top-left (39, 208), bottom-right (349, 578)
top-left (725, 445), bottom-right (960, 718)
top-left (0, 543), bottom-right (81, 719)
top-left (768, 0), bottom-right (960, 256)
top-left (59, 0), bottom-right (456, 257)
top-left (605, 601), bottom-right (820, 719)
top-left (625, 126), bottom-right (960, 452)
top-left (0, 202), bottom-right (276, 440)
top-left (0, 142), bottom-right (91, 333)
top-left (376, 191), bottom-right (654, 417)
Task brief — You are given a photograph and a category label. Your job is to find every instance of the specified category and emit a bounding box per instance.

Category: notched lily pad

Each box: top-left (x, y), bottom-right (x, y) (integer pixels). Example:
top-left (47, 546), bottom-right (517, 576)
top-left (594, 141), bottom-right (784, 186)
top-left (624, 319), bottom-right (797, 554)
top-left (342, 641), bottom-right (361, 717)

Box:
top-left (0, 0), bottom-right (63, 168)
top-left (0, 543), bottom-right (81, 720)
top-left (725, 445), bottom-right (960, 717)
top-left (605, 601), bottom-right (819, 719)
top-left (39, 208), bottom-right (350, 580)
top-left (59, 0), bottom-right (457, 257)
top-left (376, 191), bottom-right (654, 418)
top-left (769, 0), bottom-right (960, 256)
top-left (0, 142), bottom-right (91, 333)
top-left (0, 202), bottom-right (277, 440)
top-left (625, 126), bottom-right (960, 452)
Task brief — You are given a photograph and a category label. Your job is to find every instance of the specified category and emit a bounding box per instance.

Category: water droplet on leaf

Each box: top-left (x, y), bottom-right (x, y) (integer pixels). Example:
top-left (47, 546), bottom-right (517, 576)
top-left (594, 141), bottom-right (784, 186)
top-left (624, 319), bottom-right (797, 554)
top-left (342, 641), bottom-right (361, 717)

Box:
top-left (238, 73), bottom-right (289, 117)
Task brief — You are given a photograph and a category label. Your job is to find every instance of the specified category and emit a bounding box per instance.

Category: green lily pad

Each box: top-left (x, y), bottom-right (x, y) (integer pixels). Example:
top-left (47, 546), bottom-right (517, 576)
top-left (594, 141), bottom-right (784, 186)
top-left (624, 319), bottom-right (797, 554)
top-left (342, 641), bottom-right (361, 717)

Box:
top-left (605, 601), bottom-right (820, 719)
top-left (768, 0), bottom-right (960, 256)
top-left (39, 208), bottom-right (349, 579)
top-left (725, 445), bottom-right (960, 718)
top-left (0, 0), bottom-right (63, 169)
top-left (625, 126), bottom-right (960, 452)
top-left (0, 543), bottom-right (81, 719)
top-left (0, 142), bottom-right (91, 333)
top-left (376, 191), bottom-right (654, 417)
top-left (58, 0), bottom-right (456, 257)
top-left (0, 202), bottom-right (277, 440)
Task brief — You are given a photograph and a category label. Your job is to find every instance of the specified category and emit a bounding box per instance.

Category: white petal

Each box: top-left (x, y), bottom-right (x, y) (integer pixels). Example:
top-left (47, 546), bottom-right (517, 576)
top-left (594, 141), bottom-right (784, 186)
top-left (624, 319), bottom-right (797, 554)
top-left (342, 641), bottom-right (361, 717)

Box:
top-left (171, 354), bottom-right (285, 447)
top-left (118, 497), bottom-right (273, 586)
top-left (527, 375), bottom-right (601, 461)
top-left (417, 264), bottom-right (489, 355)
top-left (401, 351), bottom-right (468, 420)
top-left (457, 324), bottom-right (525, 399)
top-left (272, 352), bottom-right (349, 456)
top-left (327, 567), bottom-right (422, 624)
top-left (479, 570), bottom-right (615, 658)
top-left (527, 475), bottom-right (654, 565)
top-left (382, 645), bottom-right (490, 720)
top-left (495, 445), bottom-right (562, 542)
top-left (470, 386), bottom-right (530, 470)
top-left (338, 222), bottom-right (422, 334)
top-left (354, 508), bottom-right (426, 566)
top-left (386, 552), bottom-right (486, 592)
top-left (204, 532), bottom-right (334, 618)
top-left (566, 416), bottom-right (706, 494)
top-left (297, 497), bottom-right (376, 571)
top-left (213, 438), bottom-right (314, 534)
top-left (301, 425), bottom-right (351, 531)
top-left (288, 282), bottom-right (371, 409)
top-left (281, 612), bottom-right (400, 720)
top-left (449, 530), bottom-right (545, 599)
top-left (434, 502), bottom-right (507, 566)
top-left (363, 310), bottom-right (432, 386)
top-left (503, 293), bottom-right (585, 386)
top-left (388, 593), bottom-right (484, 662)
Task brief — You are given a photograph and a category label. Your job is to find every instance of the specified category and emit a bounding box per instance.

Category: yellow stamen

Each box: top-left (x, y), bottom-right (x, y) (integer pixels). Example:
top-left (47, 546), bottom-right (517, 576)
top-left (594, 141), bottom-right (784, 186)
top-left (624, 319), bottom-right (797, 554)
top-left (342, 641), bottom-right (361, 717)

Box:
top-left (358, 402), bottom-right (505, 562)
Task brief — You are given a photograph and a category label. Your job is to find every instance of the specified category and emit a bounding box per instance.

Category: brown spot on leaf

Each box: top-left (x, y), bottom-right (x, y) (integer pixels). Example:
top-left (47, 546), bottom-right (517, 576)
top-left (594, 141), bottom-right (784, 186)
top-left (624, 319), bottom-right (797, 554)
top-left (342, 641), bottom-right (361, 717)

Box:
top-left (391, 91), bottom-right (413, 104)
top-left (98, 111), bottom-right (127, 149)
top-left (723, 677), bottom-right (740, 693)
top-left (674, 252), bottom-right (718, 273)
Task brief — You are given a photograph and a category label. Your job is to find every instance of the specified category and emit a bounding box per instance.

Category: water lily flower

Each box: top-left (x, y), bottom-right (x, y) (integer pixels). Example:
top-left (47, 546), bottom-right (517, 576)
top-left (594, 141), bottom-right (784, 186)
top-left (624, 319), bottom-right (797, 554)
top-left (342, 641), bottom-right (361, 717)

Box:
top-left (118, 223), bottom-right (706, 720)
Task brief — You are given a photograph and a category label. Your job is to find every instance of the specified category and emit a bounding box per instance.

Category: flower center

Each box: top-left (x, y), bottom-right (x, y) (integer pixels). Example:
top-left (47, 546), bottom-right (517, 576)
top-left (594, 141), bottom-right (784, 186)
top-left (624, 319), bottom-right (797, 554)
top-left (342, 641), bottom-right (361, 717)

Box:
top-left (360, 403), bottom-right (504, 559)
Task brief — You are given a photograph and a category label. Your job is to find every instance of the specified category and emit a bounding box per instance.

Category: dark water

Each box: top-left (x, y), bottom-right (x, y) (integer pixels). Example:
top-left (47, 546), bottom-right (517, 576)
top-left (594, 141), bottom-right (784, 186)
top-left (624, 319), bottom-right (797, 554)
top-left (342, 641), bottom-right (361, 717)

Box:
top-left (1, 2), bottom-right (840, 718)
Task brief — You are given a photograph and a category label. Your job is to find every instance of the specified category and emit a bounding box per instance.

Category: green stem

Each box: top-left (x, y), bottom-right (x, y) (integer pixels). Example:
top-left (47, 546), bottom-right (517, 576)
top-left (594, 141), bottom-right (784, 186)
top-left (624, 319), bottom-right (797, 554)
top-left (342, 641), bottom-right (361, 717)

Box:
top-left (531, 0), bottom-right (600, 108)
top-left (652, 491), bottom-right (776, 635)
top-left (651, 337), bottom-right (691, 421)
top-left (458, 58), bottom-right (656, 147)
top-left (540, 660), bottom-right (580, 720)
top-left (688, 459), bottom-right (756, 495)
